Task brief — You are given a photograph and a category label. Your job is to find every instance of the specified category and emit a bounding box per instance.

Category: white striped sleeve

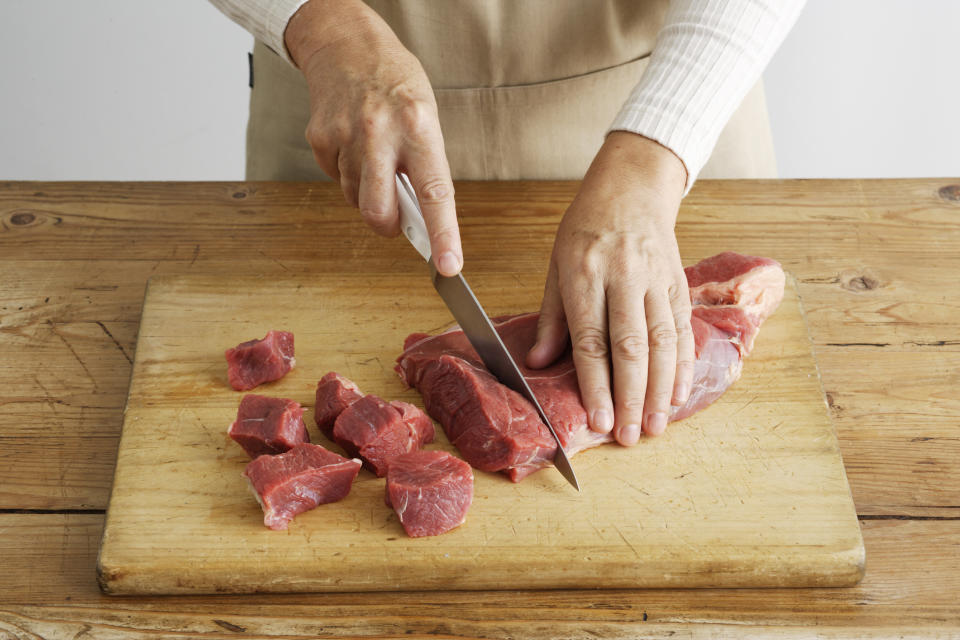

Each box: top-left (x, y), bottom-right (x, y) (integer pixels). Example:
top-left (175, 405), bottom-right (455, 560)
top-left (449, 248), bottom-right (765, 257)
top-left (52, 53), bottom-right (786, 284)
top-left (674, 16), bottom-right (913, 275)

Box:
top-left (208, 0), bottom-right (309, 65)
top-left (609, 0), bottom-right (806, 193)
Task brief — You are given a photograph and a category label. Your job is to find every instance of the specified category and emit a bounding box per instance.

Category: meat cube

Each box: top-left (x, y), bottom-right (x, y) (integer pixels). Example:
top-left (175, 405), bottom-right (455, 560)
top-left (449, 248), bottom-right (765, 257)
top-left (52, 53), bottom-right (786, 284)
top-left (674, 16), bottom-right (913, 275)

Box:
top-left (228, 394), bottom-right (309, 459)
top-left (225, 330), bottom-right (295, 391)
top-left (385, 450), bottom-right (473, 538)
top-left (332, 395), bottom-right (435, 476)
top-left (243, 443), bottom-right (361, 531)
top-left (314, 372), bottom-right (364, 435)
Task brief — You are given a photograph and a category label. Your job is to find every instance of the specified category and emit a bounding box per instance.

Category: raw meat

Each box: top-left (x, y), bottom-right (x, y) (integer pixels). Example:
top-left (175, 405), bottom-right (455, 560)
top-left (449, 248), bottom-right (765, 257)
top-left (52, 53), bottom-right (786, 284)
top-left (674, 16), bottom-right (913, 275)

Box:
top-left (332, 395), bottom-right (435, 476)
top-left (225, 330), bottom-right (295, 391)
top-left (243, 443), bottom-right (361, 531)
top-left (228, 394), bottom-right (309, 458)
top-left (314, 372), bottom-right (364, 435)
top-left (396, 252), bottom-right (785, 481)
top-left (385, 450), bottom-right (473, 537)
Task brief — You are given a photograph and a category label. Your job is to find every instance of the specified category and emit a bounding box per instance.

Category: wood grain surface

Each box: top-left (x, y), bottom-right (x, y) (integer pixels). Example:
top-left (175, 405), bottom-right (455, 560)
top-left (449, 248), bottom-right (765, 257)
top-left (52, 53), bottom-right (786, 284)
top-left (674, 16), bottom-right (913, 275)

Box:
top-left (96, 273), bottom-right (862, 594)
top-left (0, 179), bottom-right (957, 635)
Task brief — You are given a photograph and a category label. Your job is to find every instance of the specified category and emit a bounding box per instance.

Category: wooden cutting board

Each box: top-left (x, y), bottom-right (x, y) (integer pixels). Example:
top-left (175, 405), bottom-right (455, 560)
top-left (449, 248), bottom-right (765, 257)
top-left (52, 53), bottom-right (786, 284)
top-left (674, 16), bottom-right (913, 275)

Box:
top-left (97, 272), bottom-right (864, 595)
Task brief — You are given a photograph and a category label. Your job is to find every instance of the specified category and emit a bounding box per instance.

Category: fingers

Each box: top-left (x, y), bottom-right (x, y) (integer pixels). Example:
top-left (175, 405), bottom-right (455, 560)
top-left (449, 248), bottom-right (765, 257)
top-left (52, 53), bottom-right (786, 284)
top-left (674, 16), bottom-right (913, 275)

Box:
top-left (606, 278), bottom-right (648, 446)
top-left (526, 257), bottom-right (568, 370)
top-left (671, 280), bottom-right (695, 407)
top-left (358, 154), bottom-right (400, 237)
top-left (565, 271), bottom-right (615, 437)
top-left (640, 290), bottom-right (678, 437)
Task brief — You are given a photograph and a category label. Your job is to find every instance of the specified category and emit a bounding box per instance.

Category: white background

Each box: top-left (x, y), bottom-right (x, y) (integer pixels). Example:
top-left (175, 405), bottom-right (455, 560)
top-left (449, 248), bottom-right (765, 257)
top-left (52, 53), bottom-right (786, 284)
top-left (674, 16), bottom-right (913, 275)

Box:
top-left (2, 1), bottom-right (958, 181)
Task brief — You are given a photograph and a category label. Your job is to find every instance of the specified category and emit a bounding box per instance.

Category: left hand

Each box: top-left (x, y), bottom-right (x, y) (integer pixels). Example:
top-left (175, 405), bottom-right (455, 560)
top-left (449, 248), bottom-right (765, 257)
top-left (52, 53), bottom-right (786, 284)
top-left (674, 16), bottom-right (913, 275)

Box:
top-left (525, 132), bottom-right (694, 446)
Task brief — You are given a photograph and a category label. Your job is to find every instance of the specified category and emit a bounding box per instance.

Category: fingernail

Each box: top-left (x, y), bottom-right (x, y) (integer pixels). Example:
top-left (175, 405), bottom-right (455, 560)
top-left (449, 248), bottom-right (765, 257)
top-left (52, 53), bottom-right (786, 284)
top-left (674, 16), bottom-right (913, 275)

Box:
top-left (645, 412), bottom-right (667, 436)
top-left (436, 251), bottom-right (461, 276)
top-left (592, 409), bottom-right (613, 433)
top-left (618, 423), bottom-right (640, 446)
top-left (675, 381), bottom-right (691, 404)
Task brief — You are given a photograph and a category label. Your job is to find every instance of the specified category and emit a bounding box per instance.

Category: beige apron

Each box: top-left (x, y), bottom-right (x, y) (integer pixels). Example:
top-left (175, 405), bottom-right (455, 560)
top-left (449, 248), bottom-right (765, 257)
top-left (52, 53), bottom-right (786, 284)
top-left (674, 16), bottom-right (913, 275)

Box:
top-left (246, 0), bottom-right (776, 182)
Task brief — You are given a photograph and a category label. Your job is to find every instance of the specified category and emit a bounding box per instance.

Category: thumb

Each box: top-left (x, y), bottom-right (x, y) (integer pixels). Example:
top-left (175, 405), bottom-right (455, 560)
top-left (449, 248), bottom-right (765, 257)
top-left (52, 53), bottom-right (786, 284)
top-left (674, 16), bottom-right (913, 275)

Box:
top-left (526, 257), bottom-right (568, 369)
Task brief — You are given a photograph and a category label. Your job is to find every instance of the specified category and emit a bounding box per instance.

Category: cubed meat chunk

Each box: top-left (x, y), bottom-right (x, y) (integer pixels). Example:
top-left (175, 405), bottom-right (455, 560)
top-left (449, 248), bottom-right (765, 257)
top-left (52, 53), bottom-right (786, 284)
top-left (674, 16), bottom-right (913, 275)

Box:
top-left (385, 450), bottom-right (473, 537)
top-left (225, 330), bottom-right (295, 391)
top-left (332, 395), bottom-right (434, 476)
top-left (314, 372), bottom-right (364, 435)
top-left (228, 394), bottom-right (309, 459)
top-left (243, 443), bottom-right (361, 531)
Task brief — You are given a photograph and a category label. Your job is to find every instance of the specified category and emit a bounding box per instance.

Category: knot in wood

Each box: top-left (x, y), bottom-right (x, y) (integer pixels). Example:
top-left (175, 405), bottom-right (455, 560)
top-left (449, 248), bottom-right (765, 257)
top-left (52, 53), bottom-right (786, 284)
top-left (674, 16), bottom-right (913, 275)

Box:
top-left (10, 211), bottom-right (35, 225)
top-left (230, 185), bottom-right (256, 200)
top-left (938, 184), bottom-right (960, 202)
top-left (839, 268), bottom-right (883, 292)
top-left (4, 209), bottom-right (52, 229)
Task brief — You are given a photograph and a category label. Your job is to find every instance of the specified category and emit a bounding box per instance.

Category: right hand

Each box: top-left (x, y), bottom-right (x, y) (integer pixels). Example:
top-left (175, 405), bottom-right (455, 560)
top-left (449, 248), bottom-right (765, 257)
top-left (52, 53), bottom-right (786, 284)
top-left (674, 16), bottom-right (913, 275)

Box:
top-left (285, 0), bottom-right (463, 276)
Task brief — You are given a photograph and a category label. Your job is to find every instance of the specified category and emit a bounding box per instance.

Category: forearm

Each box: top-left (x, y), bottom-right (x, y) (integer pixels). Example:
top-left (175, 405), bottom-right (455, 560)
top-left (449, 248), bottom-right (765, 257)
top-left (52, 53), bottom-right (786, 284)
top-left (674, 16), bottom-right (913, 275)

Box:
top-left (610, 0), bottom-right (806, 193)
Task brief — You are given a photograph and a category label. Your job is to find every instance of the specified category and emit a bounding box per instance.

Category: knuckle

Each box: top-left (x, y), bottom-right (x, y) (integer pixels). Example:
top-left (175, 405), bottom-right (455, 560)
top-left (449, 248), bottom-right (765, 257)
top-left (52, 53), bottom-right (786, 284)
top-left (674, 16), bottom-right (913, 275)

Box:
top-left (674, 312), bottom-right (694, 336)
top-left (304, 121), bottom-right (330, 151)
top-left (360, 206), bottom-right (394, 226)
top-left (582, 384), bottom-right (611, 404)
top-left (648, 324), bottom-right (679, 350)
top-left (572, 328), bottom-right (608, 359)
top-left (612, 334), bottom-right (649, 361)
top-left (620, 396), bottom-right (646, 412)
top-left (428, 226), bottom-right (458, 250)
top-left (416, 177), bottom-right (454, 204)
top-left (669, 281), bottom-right (691, 304)
top-left (359, 107), bottom-right (390, 138)
top-left (400, 99), bottom-right (437, 135)
top-left (647, 390), bottom-right (673, 411)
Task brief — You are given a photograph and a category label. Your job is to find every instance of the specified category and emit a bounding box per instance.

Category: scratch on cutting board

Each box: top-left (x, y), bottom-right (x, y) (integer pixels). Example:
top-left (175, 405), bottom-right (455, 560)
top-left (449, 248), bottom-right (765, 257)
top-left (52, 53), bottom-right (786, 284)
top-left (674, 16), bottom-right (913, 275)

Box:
top-left (613, 525), bottom-right (641, 560)
top-left (729, 394), bottom-right (759, 417)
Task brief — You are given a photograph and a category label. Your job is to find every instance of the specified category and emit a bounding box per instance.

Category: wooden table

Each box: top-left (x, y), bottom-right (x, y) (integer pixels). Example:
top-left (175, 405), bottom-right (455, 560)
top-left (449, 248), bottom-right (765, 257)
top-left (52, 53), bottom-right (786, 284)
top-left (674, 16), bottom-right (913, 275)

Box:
top-left (0, 179), bottom-right (957, 638)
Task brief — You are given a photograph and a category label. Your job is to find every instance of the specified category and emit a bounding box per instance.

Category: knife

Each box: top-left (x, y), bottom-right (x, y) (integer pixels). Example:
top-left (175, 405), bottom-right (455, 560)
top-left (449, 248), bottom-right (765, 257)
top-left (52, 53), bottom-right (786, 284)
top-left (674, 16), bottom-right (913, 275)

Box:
top-left (395, 172), bottom-right (580, 492)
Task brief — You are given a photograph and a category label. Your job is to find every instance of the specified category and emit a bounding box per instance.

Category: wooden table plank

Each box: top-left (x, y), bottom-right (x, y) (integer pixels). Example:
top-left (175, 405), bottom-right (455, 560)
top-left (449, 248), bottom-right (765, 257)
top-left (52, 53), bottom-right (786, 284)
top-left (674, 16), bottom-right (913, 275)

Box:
top-left (0, 515), bottom-right (957, 636)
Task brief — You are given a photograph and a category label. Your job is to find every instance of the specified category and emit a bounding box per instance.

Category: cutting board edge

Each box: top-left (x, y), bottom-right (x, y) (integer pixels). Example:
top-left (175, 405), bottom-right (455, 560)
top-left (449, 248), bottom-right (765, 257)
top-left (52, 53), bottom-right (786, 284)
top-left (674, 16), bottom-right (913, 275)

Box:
top-left (97, 537), bottom-right (866, 595)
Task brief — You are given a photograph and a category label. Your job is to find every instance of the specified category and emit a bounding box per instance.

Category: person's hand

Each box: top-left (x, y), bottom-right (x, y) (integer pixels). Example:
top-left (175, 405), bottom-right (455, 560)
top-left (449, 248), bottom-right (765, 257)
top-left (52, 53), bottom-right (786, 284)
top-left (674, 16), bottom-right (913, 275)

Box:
top-left (284, 0), bottom-right (462, 276)
top-left (526, 132), bottom-right (694, 446)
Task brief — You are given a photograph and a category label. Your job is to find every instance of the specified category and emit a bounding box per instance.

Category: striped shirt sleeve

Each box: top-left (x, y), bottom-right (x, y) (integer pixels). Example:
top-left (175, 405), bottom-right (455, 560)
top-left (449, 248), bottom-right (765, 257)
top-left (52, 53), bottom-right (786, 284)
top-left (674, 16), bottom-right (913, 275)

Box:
top-left (208, 0), bottom-right (308, 65)
top-left (609, 0), bottom-right (806, 193)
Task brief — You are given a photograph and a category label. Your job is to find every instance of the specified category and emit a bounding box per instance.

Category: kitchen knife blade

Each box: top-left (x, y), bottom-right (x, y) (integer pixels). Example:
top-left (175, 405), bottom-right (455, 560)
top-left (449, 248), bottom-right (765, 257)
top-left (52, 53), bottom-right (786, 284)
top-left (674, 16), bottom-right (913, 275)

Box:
top-left (395, 173), bottom-right (580, 491)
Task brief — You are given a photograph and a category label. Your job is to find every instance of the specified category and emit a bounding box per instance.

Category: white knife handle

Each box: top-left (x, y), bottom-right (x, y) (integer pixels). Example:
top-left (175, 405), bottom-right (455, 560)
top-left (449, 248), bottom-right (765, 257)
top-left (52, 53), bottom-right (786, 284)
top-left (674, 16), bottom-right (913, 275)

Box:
top-left (395, 173), bottom-right (432, 262)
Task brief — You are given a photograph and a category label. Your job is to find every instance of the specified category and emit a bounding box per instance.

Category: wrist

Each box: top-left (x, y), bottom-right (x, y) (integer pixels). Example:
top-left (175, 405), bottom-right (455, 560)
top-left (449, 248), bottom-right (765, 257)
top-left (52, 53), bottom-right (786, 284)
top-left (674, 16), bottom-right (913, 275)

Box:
top-left (596, 131), bottom-right (688, 202)
top-left (284, 0), bottom-right (396, 69)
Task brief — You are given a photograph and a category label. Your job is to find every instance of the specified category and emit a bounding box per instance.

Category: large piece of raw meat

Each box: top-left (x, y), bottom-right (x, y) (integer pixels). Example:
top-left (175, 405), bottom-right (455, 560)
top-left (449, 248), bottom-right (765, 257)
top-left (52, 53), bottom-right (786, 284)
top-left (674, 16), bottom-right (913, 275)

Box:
top-left (395, 252), bottom-right (786, 482)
